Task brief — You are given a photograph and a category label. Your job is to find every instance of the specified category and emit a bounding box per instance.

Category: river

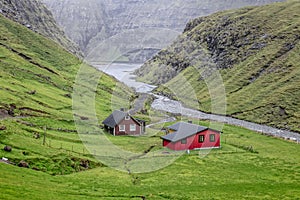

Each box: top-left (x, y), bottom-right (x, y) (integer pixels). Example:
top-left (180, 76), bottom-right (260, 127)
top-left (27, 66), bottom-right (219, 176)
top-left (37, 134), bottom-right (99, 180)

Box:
top-left (95, 63), bottom-right (300, 143)
top-left (95, 63), bottom-right (156, 93)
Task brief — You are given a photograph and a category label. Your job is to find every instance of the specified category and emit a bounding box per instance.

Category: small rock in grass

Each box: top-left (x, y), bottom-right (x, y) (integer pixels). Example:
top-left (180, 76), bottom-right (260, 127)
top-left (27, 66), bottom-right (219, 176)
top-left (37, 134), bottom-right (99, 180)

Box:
top-left (80, 159), bottom-right (89, 168)
top-left (64, 93), bottom-right (72, 98)
top-left (28, 90), bottom-right (36, 95)
top-left (2, 157), bottom-right (8, 161)
top-left (80, 116), bottom-right (89, 120)
top-left (0, 125), bottom-right (6, 130)
top-left (4, 145), bottom-right (12, 152)
top-left (33, 133), bottom-right (40, 139)
top-left (18, 160), bottom-right (29, 168)
top-left (32, 167), bottom-right (39, 171)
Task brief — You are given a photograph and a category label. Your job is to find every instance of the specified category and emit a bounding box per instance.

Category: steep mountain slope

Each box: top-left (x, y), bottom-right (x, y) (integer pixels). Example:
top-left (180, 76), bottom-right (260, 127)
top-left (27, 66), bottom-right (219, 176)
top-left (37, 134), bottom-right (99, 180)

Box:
top-left (42, 0), bottom-right (283, 61)
top-left (41, 0), bottom-right (108, 52)
top-left (136, 0), bottom-right (300, 132)
top-left (0, 0), bottom-right (82, 57)
top-left (0, 14), bottom-right (133, 173)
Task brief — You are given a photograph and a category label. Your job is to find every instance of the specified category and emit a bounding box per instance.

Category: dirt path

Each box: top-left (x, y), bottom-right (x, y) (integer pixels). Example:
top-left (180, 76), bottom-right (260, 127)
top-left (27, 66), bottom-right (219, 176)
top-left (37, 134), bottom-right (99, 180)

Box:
top-left (129, 93), bottom-right (149, 115)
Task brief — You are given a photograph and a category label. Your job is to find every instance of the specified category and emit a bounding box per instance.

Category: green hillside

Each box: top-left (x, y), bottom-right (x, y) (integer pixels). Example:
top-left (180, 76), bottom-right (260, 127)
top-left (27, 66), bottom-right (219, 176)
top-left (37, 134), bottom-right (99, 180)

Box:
top-left (0, 0), bottom-right (82, 57)
top-left (0, 14), bottom-right (133, 174)
top-left (136, 0), bottom-right (300, 132)
top-left (0, 3), bottom-right (300, 200)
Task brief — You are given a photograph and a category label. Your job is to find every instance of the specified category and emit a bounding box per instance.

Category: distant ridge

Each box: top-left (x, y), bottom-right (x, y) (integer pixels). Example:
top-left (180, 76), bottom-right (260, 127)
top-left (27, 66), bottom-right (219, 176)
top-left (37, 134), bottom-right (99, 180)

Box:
top-left (42, 0), bottom-right (283, 62)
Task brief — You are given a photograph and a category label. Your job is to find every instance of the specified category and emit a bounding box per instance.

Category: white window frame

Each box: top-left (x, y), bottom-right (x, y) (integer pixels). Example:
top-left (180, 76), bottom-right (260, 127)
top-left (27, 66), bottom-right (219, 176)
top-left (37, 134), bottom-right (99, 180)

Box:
top-left (199, 135), bottom-right (205, 143)
top-left (119, 125), bottom-right (125, 131)
top-left (130, 124), bottom-right (136, 131)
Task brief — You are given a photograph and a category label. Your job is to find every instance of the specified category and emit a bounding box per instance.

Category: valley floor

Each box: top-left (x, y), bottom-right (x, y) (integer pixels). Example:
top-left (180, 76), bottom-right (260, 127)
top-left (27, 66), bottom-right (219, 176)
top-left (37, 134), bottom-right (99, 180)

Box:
top-left (1, 120), bottom-right (299, 200)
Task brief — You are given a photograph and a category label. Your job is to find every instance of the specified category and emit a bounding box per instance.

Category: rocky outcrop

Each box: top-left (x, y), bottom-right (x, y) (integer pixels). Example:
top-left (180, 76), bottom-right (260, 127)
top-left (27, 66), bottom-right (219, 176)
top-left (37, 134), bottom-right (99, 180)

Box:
top-left (135, 1), bottom-right (287, 85)
top-left (0, 0), bottom-right (82, 57)
top-left (42, 0), bottom-right (283, 61)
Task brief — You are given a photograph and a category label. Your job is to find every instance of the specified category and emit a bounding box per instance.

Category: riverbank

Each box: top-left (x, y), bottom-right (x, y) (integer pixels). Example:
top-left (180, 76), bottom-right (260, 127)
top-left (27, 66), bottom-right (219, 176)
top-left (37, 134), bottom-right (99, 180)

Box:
top-left (151, 95), bottom-right (300, 143)
top-left (94, 62), bottom-right (300, 143)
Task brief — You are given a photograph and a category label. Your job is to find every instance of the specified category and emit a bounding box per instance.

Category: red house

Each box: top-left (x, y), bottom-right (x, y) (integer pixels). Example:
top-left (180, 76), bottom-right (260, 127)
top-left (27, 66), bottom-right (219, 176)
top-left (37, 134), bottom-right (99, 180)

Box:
top-left (161, 122), bottom-right (221, 151)
top-left (102, 110), bottom-right (145, 136)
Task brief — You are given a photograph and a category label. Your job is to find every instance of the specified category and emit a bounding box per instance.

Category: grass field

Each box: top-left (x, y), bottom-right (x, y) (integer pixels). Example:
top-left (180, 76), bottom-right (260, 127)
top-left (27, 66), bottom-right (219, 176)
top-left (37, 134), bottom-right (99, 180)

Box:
top-left (1, 121), bottom-right (300, 199)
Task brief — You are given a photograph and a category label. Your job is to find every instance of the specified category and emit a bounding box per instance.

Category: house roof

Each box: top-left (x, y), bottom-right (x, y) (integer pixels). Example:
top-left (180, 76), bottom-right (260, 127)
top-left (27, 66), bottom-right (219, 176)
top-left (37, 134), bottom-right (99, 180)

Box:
top-left (168, 122), bottom-right (207, 132)
top-left (161, 122), bottom-right (219, 143)
top-left (102, 110), bottom-right (128, 128)
top-left (102, 110), bottom-right (143, 128)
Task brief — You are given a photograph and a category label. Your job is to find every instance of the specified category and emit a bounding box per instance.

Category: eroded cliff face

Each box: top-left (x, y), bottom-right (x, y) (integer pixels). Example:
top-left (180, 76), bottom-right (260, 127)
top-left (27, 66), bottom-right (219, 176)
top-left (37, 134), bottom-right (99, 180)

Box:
top-left (0, 0), bottom-right (82, 57)
top-left (42, 0), bottom-right (283, 61)
top-left (42, 0), bottom-right (108, 52)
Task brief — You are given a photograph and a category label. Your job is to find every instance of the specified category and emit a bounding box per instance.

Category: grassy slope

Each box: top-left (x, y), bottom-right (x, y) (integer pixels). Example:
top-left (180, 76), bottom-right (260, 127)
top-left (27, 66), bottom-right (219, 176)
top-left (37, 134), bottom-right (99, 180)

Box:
top-left (138, 0), bottom-right (300, 132)
top-left (0, 7), bottom-right (300, 200)
top-left (0, 0), bottom-right (82, 57)
top-left (1, 123), bottom-right (300, 199)
top-left (0, 14), bottom-right (133, 174)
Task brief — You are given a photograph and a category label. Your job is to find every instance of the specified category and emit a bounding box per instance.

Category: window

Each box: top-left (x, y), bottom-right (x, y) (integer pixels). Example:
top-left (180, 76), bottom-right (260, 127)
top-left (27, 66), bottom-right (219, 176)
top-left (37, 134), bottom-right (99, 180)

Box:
top-left (210, 134), bottom-right (215, 142)
top-left (199, 135), bottom-right (205, 143)
top-left (125, 116), bottom-right (130, 120)
top-left (119, 125), bottom-right (125, 131)
top-left (130, 124), bottom-right (136, 131)
top-left (181, 138), bottom-right (187, 144)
